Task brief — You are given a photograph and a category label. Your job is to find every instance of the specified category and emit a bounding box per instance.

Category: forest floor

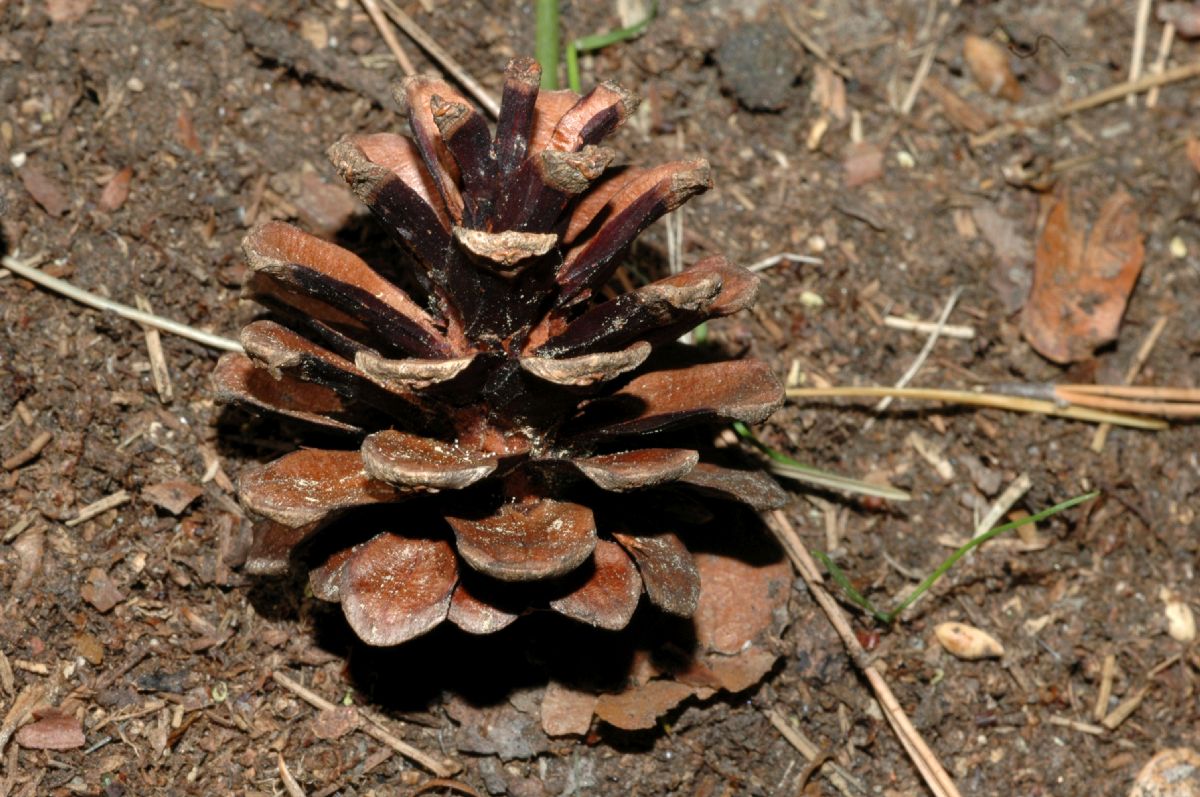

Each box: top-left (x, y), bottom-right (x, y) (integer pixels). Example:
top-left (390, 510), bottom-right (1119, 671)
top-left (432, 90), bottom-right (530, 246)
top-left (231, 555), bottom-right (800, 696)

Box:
top-left (1, 1), bottom-right (1198, 795)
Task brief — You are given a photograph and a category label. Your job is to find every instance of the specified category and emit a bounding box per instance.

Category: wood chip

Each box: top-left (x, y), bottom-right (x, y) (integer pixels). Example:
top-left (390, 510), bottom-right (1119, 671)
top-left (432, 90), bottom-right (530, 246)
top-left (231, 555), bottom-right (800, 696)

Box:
top-left (17, 162), bottom-right (70, 216)
top-left (142, 481), bottom-right (203, 516)
top-left (65, 490), bottom-right (131, 527)
top-left (135, 295), bottom-right (174, 403)
top-left (2, 430), bottom-right (52, 471)
top-left (14, 709), bottom-right (84, 750)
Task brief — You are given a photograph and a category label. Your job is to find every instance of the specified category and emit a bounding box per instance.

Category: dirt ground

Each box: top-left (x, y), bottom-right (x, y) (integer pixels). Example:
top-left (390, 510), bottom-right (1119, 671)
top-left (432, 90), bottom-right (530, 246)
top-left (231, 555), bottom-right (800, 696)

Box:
top-left (2, 1), bottom-right (1199, 795)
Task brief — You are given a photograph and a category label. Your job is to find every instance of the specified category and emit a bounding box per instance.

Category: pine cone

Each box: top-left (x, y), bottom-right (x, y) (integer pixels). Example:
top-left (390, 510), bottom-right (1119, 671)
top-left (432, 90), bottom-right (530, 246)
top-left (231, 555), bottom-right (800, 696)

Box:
top-left (215, 58), bottom-right (786, 646)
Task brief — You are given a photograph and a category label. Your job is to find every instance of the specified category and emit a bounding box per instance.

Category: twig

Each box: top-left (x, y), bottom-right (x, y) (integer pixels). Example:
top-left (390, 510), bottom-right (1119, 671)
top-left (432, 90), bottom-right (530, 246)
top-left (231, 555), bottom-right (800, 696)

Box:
top-left (883, 315), bottom-right (975, 340)
top-left (1146, 23), bottom-right (1177, 108)
top-left (787, 386), bottom-right (1168, 429)
top-left (899, 10), bottom-right (951, 116)
top-left (359, 0), bottom-right (416, 76)
top-left (270, 671), bottom-right (456, 777)
top-left (1101, 685), bottom-right (1150, 730)
top-left (971, 60), bottom-right (1200, 146)
top-left (2, 254), bottom-right (242, 353)
top-left (277, 753), bottom-right (308, 797)
top-left (780, 6), bottom-right (852, 79)
top-left (1047, 715), bottom-right (1107, 736)
top-left (1089, 316), bottom-right (1168, 452)
top-left (2, 431), bottom-right (52, 471)
top-left (1127, 0), bottom-right (1153, 106)
top-left (746, 252), bottom-right (824, 272)
top-left (65, 490), bottom-right (131, 528)
top-left (374, 0), bottom-right (500, 117)
top-left (2, 514), bottom-right (37, 544)
top-left (972, 473), bottom-right (1031, 539)
top-left (764, 708), bottom-right (861, 797)
top-left (872, 287), bottom-right (962, 417)
top-left (135, 295), bottom-right (174, 404)
top-left (1093, 653), bottom-right (1116, 721)
top-left (766, 510), bottom-right (963, 797)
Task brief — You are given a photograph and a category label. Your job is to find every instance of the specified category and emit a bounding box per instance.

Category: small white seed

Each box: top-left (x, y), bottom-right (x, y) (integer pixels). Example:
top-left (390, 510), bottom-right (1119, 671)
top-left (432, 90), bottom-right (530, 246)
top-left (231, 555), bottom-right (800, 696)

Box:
top-left (1159, 588), bottom-right (1196, 644)
top-left (934, 621), bottom-right (1005, 660)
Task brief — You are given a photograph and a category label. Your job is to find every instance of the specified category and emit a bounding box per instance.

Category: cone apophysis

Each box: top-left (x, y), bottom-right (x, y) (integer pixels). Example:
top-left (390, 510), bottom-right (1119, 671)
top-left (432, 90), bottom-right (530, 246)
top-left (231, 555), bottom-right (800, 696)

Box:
top-left (215, 58), bottom-right (787, 646)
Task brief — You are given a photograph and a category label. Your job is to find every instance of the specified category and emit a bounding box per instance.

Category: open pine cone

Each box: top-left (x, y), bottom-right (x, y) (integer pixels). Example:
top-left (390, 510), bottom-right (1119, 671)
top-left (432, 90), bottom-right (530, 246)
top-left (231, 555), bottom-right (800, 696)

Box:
top-left (215, 58), bottom-right (787, 646)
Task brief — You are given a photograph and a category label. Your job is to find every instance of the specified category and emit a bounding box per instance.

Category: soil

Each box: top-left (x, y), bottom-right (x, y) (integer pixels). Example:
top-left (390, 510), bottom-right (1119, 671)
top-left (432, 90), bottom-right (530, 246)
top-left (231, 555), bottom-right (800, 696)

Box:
top-left (2, 1), bottom-right (1198, 796)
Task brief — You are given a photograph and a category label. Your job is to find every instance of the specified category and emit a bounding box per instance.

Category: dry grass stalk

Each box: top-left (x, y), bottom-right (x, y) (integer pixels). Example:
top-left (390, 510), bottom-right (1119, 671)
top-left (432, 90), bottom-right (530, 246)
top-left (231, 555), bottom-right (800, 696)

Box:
top-left (767, 510), bottom-right (963, 797)
top-left (271, 671), bottom-right (456, 777)
top-left (1090, 315), bottom-right (1168, 451)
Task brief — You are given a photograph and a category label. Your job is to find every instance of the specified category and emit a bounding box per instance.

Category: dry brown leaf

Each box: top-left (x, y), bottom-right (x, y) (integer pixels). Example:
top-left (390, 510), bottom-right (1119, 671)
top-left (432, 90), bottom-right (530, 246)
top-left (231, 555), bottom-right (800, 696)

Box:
top-left (1020, 189), bottom-right (1145, 364)
top-left (15, 709), bottom-right (85, 750)
top-left (692, 551), bottom-right (791, 655)
top-left (80, 567), bottom-right (125, 613)
top-left (143, 481), bottom-right (204, 515)
top-left (705, 648), bottom-right (778, 693)
top-left (924, 77), bottom-right (994, 134)
top-left (311, 706), bottom-right (358, 741)
top-left (811, 64), bottom-right (847, 121)
top-left (1187, 137), bottom-right (1200, 175)
top-left (98, 167), bottom-right (133, 212)
top-left (843, 141), bottom-right (885, 188)
top-left (18, 162), bottom-right (70, 216)
top-left (593, 680), bottom-right (694, 731)
top-left (1158, 3), bottom-right (1200, 38)
top-left (963, 34), bottom-right (1021, 102)
top-left (540, 682), bottom-right (597, 737)
top-left (45, 0), bottom-right (94, 23)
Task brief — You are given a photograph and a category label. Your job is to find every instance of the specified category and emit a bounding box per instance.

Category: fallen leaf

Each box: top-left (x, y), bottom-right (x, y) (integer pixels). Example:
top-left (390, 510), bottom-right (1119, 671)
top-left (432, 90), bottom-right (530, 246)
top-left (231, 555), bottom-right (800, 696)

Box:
top-left (18, 162), bottom-right (70, 216)
top-left (98, 167), bottom-right (133, 212)
top-left (12, 527), bottom-right (44, 592)
top-left (15, 709), bottom-right (85, 750)
top-left (311, 706), bottom-right (358, 741)
top-left (1129, 748), bottom-right (1200, 797)
top-left (45, 0), bottom-right (94, 23)
top-left (924, 77), bottom-right (994, 134)
top-left (594, 680), bottom-right (694, 731)
top-left (1158, 3), bottom-right (1200, 38)
top-left (963, 34), bottom-right (1021, 101)
top-left (692, 551), bottom-right (791, 655)
top-left (444, 695), bottom-right (549, 759)
top-left (293, 171), bottom-right (358, 237)
top-left (843, 141), bottom-right (885, 188)
top-left (80, 567), bottom-right (125, 613)
top-left (73, 632), bottom-right (105, 666)
top-left (811, 64), bottom-right (847, 121)
top-left (1187, 137), bottom-right (1200, 175)
top-left (143, 481), bottom-right (204, 515)
top-left (176, 107), bottom-right (203, 155)
top-left (705, 648), bottom-right (778, 693)
top-left (1020, 189), bottom-right (1145, 363)
top-left (934, 621), bottom-right (1004, 660)
top-left (540, 682), bottom-right (597, 737)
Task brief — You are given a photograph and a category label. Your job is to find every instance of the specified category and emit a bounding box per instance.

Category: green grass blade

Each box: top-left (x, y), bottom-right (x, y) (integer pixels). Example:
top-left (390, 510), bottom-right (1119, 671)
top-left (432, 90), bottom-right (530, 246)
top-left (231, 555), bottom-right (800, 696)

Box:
top-left (811, 551), bottom-right (887, 622)
top-left (881, 491), bottom-right (1098, 622)
top-left (733, 422), bottom-right (912, 501)
top-left (565, 2), bottom-right (659, 93)
top-left (535, 0), bottom-right (560, 89)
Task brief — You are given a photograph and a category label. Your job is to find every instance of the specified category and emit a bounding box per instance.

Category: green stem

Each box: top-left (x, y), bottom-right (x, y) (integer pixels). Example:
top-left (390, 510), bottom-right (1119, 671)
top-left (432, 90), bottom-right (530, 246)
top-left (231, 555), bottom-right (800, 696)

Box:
top-left (535, 0), bottom-right (560, 89)
top-left (811, 491), bottom-right (1099, 625)
top-left (881, 491), bottom-right (1097, 622)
